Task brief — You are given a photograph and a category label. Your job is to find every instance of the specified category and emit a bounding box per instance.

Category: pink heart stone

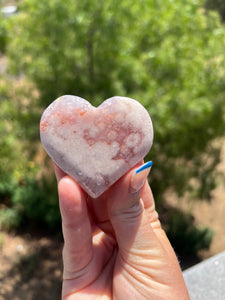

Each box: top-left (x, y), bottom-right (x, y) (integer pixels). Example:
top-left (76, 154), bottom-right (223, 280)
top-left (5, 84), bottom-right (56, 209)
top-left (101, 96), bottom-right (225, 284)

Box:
top-left (40, 96), bottom-right (153, 198)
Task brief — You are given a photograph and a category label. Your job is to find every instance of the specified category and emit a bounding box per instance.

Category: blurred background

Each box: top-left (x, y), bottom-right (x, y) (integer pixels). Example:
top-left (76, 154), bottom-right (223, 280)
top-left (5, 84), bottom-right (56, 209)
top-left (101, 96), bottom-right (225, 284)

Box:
top-left (0, 0), bottom-right (225, 299)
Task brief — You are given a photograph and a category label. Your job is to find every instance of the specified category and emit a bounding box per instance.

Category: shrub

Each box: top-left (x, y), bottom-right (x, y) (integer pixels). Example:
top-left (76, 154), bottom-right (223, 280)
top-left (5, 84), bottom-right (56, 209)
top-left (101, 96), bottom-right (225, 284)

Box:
top-left (0, 12), bottom-right (7, 53)
top-left (165, 209), bottom-right (214, 255)
top-left (0, 78), bottom-right (60, 229)
top-left (205, 0), bottom-right (225, 21)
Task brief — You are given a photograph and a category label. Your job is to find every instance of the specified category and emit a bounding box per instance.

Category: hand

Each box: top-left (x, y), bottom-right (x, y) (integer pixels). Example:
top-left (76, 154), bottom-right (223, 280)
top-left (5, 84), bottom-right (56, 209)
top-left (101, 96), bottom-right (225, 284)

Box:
top-left (54, 161), bottom-right (190, 300)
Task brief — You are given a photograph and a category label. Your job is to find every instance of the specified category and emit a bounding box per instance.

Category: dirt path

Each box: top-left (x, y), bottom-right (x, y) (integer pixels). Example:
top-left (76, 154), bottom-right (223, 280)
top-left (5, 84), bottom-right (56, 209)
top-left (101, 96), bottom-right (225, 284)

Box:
top-left (165, 139), bottom-right (225, 261)
top-left (188, 140), bottom-right (225, 259)
top-left (0, 232), bottom-right (63, 300)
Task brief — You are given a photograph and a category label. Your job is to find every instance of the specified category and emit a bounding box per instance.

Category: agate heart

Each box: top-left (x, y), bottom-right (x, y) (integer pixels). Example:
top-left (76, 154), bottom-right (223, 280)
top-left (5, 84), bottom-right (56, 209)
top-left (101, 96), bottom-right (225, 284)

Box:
top-left (40, 95), bottom-right (153, 198)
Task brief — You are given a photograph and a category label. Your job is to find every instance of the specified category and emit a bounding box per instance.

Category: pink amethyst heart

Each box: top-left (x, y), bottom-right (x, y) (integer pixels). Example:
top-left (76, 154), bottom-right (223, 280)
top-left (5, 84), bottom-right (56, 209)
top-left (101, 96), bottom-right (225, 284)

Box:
top-left (40, 95), bottom-right (153, 198)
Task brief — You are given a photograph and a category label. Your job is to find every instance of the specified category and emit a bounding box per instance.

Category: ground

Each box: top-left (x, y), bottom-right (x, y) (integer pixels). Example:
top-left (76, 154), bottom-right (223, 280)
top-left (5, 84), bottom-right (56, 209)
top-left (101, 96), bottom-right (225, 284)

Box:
top-left (166, 139), bottom-right (225, 261)
top-left (0, 231), bottom-right (63, 300)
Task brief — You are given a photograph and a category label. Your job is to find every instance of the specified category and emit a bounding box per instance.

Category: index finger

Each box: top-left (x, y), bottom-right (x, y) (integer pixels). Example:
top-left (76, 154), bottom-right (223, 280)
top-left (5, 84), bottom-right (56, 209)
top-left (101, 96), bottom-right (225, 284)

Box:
top-left (53, 162), bottom-right (67, 182)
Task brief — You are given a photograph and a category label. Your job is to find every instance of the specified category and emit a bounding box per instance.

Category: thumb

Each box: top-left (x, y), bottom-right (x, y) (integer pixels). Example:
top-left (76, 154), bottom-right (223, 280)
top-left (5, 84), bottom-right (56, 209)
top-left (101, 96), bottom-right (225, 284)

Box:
top-left (107, 162), bottom-right (190, 299)
top-left (107, 161), bottom-right (160, 252)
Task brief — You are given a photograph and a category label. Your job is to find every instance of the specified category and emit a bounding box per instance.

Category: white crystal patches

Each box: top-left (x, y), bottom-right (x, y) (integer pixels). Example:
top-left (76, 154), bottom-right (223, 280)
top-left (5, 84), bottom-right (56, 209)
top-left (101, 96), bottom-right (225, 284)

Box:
top-left (40, 95), bottom-right (153, 198)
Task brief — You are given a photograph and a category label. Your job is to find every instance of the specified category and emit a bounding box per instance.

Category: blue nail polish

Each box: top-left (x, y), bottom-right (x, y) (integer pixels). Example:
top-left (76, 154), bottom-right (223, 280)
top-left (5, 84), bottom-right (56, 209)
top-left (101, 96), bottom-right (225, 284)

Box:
top-left (135, 161), bottom-right (152, 174)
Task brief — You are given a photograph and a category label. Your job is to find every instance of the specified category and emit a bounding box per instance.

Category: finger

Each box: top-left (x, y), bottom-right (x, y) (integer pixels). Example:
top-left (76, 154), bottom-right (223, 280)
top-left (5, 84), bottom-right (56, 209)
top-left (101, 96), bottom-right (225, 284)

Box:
top-left (108, 161), bottom-right (182, 269)
top-left (140, 181), bottom-right (161, 229)
top-left (89, 191), bottom-right (113, 235)
top-left (54, 162), bottom-right (97, 228)
top-left (140, 179), bottom-right (181, 258)
top-left (107, 161), bottom-right (163, 253)
top-left (53, 162), bottom-right (67, 182)
top-left (88, 161), bottom-right (143, 235)
top-left (108, 162), bottom-right (189, 297)
top-left (58, 176), bottom-right (93, 278)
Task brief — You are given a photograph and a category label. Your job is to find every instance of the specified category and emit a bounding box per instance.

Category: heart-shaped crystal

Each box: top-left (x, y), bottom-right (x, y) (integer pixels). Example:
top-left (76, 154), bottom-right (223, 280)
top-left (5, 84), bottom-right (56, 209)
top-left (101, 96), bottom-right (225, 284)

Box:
top-left (40, 96), bottom-right (153, 198)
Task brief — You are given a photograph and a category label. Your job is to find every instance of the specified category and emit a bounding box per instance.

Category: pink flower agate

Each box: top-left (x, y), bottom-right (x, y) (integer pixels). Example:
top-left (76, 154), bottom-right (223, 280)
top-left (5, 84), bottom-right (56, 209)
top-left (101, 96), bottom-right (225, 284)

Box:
top-left (40, 96), bottom-right (153, 198)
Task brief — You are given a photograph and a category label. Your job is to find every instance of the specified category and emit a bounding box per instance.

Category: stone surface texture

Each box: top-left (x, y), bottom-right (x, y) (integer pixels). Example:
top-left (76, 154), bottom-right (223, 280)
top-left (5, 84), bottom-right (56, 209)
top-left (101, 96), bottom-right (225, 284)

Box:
top-left (40, 95), bottom-right (153, 198)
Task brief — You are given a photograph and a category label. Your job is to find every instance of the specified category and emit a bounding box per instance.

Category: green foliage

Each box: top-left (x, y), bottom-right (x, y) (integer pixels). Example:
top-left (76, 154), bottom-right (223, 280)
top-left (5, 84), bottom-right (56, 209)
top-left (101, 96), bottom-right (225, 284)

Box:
top-left (0, 12), bottom-right (7, 53)
top-left (0, 206), bottom-right (21, 230)
top-left (0, 174), bottom-right (60, 230)
top-left (12, 175), bottom-right (60, 228)
top-left (1, 0), bottom-right (225, 255)
top-left (165, 209), bottom-right (214, 255)
top-left (0, 78), bottom-right (60, 229)
top-left (7, 0), bottom-right (225, 203)
top-left (205, 0), bottom-right (225, 22)
top-left (0, 232), bottom-right (4, 250)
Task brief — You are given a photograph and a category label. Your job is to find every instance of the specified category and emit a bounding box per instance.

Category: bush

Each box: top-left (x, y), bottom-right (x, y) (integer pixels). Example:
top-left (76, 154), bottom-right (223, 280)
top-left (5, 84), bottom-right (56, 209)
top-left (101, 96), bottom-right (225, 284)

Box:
top-left (0, 12), bottom-right (7, 53)
top-left (165, 209), bottom-right (214, 255)
top-left (0, 78), bottom-right (60, 230)
top-left (205, 0), bottom-right (225, 21)
top-left (0, 172), bottom-right (60, 230)
top-left (12, 175), bottom-right (60, 229)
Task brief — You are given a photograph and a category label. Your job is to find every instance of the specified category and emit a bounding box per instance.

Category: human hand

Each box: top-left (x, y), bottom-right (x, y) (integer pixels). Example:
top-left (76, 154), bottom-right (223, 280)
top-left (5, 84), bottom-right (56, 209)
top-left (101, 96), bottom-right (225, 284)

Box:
top-left (54, 161), bottom-right (190, 300)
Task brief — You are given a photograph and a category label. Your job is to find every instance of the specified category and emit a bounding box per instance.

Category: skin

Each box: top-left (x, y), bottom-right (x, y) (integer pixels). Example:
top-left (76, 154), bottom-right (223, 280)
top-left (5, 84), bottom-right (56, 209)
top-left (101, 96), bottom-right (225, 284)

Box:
top-left (54, 162), bottom-right (190, 300)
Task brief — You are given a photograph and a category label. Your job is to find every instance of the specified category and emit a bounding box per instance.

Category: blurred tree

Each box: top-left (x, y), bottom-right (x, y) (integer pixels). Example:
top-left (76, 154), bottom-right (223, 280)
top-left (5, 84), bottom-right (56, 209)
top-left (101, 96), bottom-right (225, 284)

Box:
top-left (1, 0), bottom-right (225, 252)
top-left (0, 78), bottom-right (60, 229)
top-left (205, 0), bottom-right (225, 22)
top-left (0, 12), bottom-right (7, 53)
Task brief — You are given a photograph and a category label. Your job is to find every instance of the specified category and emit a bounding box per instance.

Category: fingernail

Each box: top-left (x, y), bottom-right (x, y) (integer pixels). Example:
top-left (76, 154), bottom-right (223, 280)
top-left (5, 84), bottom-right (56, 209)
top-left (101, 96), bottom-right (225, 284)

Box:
top-left (135, 161), bottom-right (152, 174)
top-left (130, 161), bottom-right (152, 193)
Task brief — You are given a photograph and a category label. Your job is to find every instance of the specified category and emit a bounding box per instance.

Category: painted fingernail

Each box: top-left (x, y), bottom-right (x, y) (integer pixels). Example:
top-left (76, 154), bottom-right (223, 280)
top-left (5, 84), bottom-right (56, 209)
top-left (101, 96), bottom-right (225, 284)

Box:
top-left (135, 161), bottom-right (152, 174)
top-left (130, 161), bottom-right (152, 193)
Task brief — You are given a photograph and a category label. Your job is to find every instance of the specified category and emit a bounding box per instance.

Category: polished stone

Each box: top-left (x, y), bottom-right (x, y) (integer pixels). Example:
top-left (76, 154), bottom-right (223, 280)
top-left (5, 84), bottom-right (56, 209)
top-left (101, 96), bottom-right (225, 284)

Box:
top-left (40, 95), bottom-right (153, 198)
